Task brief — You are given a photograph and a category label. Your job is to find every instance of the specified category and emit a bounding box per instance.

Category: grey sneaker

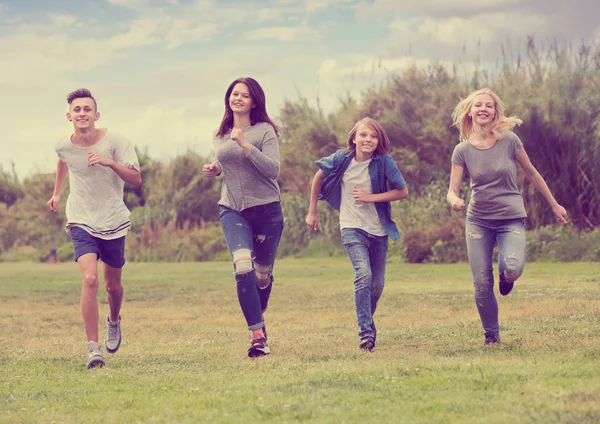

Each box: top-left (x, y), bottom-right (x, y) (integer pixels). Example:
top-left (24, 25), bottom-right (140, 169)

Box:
top-left (105, 314), bottom-right (122, 354)
top-left (87, 341), bottom-right (105, 369)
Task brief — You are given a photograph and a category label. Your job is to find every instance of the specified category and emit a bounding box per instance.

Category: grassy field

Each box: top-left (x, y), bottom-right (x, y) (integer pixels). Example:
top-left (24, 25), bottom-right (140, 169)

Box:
top-left (0, 259), bottom-right (599, 424)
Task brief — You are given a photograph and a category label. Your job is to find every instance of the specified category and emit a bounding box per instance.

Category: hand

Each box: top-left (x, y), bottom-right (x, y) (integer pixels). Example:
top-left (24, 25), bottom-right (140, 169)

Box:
top-left (231, 128), bottom-right (246, 146)
top-left (46, 195), bottom-right (60, 212)
top-left (88, 151), bottom-right (114, 167)
top-left (552, 203), bottom-right (568, 224)
top-left (451, 198), bottom-right (465, 211)
top-left (305, 211), bottom-right (319, 231)
top-left (352, 187), bottom-right (372, 203)
top-left (202, 163), bottom-right (221, 177)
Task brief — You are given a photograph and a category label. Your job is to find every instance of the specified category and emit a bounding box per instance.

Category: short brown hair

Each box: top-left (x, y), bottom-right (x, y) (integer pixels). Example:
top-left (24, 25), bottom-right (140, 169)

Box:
top-left (66, 88), bottom-right (97, 110)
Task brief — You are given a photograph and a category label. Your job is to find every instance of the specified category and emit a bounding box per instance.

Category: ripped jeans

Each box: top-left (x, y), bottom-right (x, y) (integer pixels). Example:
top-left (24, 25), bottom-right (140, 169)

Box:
top-left (465, 216), bottom-right (526, 335)
top-left (220, 202), bottom-right (284, 331)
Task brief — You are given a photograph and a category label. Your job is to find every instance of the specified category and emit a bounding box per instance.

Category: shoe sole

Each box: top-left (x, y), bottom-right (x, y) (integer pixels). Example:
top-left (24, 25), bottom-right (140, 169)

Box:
top-left (248, 345), bottom-right (271, 358)
top-left (87, 356), bottom-right (105, 369)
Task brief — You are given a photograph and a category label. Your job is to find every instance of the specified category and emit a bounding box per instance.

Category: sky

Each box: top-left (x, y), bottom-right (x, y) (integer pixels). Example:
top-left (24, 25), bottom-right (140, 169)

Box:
top-left (1, 0), bottom-right (598, 178)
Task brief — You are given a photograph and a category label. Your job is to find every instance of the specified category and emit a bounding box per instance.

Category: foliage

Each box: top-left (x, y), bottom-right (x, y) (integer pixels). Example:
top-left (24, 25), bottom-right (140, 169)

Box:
top-left (3, 38), bottom-right (600, 262)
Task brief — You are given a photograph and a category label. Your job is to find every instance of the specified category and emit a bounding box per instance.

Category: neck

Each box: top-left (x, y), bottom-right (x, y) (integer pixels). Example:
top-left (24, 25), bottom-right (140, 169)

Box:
top-left (73, 127), bottom-right (98, 145)
top-left (471, 123), bottom-right (491, 139)
top-left (233, 113), bottom-right (251, 130)
top-left (354, 150), bottom-right (373, 162)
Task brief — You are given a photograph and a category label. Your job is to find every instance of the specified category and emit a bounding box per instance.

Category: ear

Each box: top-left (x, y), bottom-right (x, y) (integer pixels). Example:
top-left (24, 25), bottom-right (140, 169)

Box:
top-left (95, 112), bottom-right (101, 121)
top-left (66, 112), bottom-right (72, 122)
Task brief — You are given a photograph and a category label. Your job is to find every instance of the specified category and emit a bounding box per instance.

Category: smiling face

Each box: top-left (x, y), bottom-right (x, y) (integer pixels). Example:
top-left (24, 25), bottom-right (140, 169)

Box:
top-left (352, 123), bottom-right (379, 157)
top-left (66, 97), bottom-right (99, 130)
top-left (228, 83), bottom-right (254, 115)
top-left (469, 93), bottom-right (495, 127)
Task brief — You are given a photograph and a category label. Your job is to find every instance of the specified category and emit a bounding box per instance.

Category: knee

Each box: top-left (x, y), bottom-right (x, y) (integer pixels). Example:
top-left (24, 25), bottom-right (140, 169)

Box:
top-left (254, 263), bottom-right (273, 288)
top-left (502, 253), bottom-right (525, 281)
top-left (474, 277), bottom-right (493, 297)
top-left (232, 248), bottom-right (253, 276)
top-left (104, 277), bottom-right (122, 292)
top-left (354, 270), bottom-right (372, 291)
top-left (82, 273), bottom-right (99, 290)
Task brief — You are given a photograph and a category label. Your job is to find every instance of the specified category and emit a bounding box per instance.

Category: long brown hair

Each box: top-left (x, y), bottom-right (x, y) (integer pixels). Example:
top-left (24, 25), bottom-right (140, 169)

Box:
top-left (346, 117), bottom-right (391, 156)
top-left (215, 77), bottom-right (280, 138)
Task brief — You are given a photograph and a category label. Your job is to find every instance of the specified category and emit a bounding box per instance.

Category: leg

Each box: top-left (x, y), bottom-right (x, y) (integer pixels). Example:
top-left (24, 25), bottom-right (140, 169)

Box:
top-left (341, 228), bottom-right (374, 341)
top-left (99, 235), bottom-right (126, 321)
top-left (368, 234), bottom-right (388, 317)
top-left (465, 217), bottom-right (499, 337)
top-left (219, 206), bottom-right (263, 331)
top-left (70, 227), bottom-right (102, 343)
top-left (497, 218), bottom-right (527, 296)
top-left (103, 263), bottom-right (123, 322)
top-left (250, 202), bottom-right (284, 313)
top-left (368, 234), bottom-right (388, 343)
top-left (78, 253), bottom-right (100, 343)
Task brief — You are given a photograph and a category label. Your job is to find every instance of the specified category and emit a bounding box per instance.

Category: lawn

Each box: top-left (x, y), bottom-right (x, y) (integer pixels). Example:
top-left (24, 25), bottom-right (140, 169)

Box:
top-left (1, 259), bottom-right (599, 423)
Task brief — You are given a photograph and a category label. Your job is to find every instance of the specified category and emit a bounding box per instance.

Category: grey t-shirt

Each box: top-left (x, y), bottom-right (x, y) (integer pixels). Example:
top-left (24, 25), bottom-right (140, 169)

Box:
top-left (451, 131), bottom-right (527, 219)
top-left (214, 122), bottom-right (280, 212)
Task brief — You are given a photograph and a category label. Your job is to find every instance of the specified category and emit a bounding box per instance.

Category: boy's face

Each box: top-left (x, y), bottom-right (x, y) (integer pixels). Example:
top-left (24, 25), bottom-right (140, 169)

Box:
top-left (66, 97), bottom-right (99, 129)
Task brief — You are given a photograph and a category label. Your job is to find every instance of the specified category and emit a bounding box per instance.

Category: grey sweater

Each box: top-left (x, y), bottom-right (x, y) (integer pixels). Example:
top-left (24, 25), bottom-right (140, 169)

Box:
top-left (214, 122), bottom-right (281, 212)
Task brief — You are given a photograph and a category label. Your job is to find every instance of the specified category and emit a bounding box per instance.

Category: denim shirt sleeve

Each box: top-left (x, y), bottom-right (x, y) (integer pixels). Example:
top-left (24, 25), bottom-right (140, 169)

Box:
top-left (383, 155), bottom-right (406, 190)
top-left (315, 150), bottom-right (340, 177)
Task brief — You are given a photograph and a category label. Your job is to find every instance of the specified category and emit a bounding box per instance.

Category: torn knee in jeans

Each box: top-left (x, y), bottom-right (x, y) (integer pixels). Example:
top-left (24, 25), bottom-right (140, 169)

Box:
top-left (503, 253), bottom-right (523, 281)
top-left (467, 231), bottom-right (483, 240)
top-left (232, 248), bottom-right (253, 275)
top-left (255, 263), bottom-right (272, 288)
top-left (474, 278), bottom-right (493, 297)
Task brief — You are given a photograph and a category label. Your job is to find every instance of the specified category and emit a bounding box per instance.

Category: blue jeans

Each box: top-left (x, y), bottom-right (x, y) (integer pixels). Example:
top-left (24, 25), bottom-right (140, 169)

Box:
top-left (220, 202), bottom-right (284, 331)
top-left (465, 216), bottom-right (526, 335)
top-left (341, 228), bottom-right (388, 340)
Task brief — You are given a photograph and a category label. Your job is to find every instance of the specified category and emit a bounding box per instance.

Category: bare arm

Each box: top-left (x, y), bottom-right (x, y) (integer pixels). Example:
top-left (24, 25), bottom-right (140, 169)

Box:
top-left (447, 162), bottom-right (465, 211)
top-left (305, 170), bottom-right (325, 231)
top-left (46, 158), bottom-right (68, 212)
top-left (88, 152), bottom-right (142, 187)
top-left (515, 147), bottom-right (567, 223)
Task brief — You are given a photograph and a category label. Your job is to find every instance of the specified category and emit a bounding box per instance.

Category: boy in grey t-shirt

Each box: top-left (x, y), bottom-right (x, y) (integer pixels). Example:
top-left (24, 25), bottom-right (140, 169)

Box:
top-left (46, 88), bottom-right (141, 368)
top-left (446, 88), bottom-right (567, 346)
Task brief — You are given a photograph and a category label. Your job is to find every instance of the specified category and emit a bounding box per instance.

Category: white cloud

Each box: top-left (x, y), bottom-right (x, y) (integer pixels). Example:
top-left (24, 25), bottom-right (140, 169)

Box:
top-left (244, 25), bottom-right (322, 41)
top-left (390, 13), bottom-right (545, 46)
top-left (107, 0), bottom-right (149, 9)
top-left (307, 0), bottom-right (355, 14)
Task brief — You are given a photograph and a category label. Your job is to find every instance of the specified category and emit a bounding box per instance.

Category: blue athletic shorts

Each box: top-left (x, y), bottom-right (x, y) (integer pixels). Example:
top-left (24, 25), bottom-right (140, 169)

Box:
top-left (70, 226), bottom-right (126, 268)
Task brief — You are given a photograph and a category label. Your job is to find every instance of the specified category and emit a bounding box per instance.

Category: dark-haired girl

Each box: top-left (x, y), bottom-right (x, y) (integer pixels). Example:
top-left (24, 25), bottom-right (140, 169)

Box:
top-left (203, 77), bottom-right (283, 358)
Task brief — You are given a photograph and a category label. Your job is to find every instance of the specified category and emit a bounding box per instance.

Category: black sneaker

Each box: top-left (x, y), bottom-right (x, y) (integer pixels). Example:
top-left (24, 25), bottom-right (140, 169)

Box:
top-left (248, 336), bottom-right (271, 358)
top-left (359, 336), bottom-right (375, 351)
top-left (484, 331), bottom-right (500, 345)
top-left (499, 275), bottom-right (514, 296)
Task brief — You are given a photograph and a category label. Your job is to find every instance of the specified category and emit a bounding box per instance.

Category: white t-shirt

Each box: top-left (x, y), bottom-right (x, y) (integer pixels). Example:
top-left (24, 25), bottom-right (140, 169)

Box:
top-left (339, 158), bottom-right (386, 236)
top-left (55, 130), bottom-right (140, 240)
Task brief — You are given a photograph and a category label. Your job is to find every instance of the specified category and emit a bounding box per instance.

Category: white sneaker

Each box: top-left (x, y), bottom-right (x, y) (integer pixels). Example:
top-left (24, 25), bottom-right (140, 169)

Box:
top-left (87, 341), bottom-right (105, 369)
top-left (105, 314), bottom-right (122, 354)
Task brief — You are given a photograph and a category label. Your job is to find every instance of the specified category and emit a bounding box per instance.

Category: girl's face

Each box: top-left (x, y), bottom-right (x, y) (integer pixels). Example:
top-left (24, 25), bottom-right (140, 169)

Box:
top-left (229, 83), bottom-right (253, 114)
top-left (469, 94), bottom-right (495, 127)
top-left (352, 124), bottom-right (379, 155)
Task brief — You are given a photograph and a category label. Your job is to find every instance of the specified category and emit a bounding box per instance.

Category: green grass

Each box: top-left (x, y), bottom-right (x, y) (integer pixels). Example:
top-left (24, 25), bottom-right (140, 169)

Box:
top-left (1, 259), bottom-right (599, 423)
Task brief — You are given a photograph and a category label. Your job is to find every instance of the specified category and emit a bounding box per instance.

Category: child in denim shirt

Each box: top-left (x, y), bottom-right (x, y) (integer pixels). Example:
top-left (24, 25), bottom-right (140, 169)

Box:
top-left (306, 117), bottom-right (409, 351)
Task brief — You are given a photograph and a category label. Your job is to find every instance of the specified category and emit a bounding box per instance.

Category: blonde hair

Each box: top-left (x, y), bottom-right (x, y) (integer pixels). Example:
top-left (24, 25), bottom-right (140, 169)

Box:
top-left (347, 117), bottom-right (391, 155)
top-left (451, 88), bottom-right (522, 141)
